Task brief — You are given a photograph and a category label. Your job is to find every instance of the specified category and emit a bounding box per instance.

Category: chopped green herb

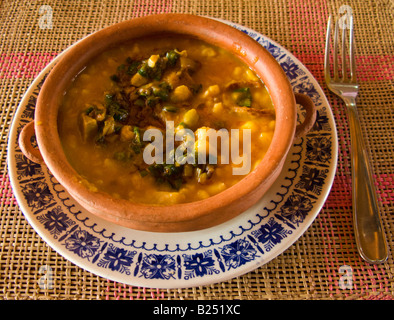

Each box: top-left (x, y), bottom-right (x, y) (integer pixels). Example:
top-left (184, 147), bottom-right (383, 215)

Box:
top-left (166, 50), bottom-right (180, 66)
top-left (117, 64), bottom-right (126, 72)
top-left (114, 151), bottom-right (126, 161)
top-left (138, 63), bottom-right (150, 77)
top-left (152, 84), bottom-right (169, 101)
top-left (133, 126), bottom-right (141, 144)
top-left (110, 74), bottom-right (120, 82)
top-left (233, 87), bottom-right (252, 107)
top-left (163, 105), bottom-right (178, 113)
top-left (127, 61), bottom-right (140, 75)
top-left (85, 106), bottom-right (94, 115)
top-left (133, 98), bottom-right (145, 107)
top-left (139, 169), bottom-right (149, 177)
top-left (148, 163), bottom-right (184, 190)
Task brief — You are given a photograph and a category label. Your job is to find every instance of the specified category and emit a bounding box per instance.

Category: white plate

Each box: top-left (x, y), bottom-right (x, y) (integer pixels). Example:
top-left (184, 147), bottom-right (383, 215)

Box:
top-left (7, 20), bottom-right (337, 289)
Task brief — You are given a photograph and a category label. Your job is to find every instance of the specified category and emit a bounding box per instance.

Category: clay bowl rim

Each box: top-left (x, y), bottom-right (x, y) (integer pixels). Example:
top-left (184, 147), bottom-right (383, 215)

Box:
top-left (35, 13), bottom-right (297, 224)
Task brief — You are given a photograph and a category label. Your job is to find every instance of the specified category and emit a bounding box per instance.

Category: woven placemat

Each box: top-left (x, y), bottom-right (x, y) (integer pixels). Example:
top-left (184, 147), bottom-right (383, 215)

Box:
top-left (0, 0), bottom-right (393, 300)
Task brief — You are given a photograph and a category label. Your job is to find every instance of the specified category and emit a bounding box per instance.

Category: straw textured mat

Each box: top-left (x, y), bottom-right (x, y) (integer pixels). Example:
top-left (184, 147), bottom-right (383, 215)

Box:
top-left (0, 0), bottom-right (393, 300)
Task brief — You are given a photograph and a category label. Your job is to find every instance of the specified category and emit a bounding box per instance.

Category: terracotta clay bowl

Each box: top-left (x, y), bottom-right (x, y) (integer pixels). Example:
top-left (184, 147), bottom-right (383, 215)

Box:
top-left (19, 14), bottom-right (316, 232)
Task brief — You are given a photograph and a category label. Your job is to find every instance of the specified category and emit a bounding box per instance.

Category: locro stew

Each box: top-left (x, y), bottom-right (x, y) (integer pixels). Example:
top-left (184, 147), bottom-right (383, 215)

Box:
top-left (58, 35), bottom-right (275, 205)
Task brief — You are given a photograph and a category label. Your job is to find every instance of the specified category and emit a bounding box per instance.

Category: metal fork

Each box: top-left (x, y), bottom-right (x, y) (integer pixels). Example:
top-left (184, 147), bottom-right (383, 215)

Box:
top-left (324, 15), bottom-right (388, 264)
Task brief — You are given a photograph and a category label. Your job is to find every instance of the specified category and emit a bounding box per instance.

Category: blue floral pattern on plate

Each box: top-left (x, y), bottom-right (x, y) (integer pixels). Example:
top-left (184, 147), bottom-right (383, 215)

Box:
top-left (7, 19), bottom-right (337, 288)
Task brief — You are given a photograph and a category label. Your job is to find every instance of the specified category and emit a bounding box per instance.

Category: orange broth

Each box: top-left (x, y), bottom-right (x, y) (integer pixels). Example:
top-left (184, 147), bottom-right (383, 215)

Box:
top-left (58, 36), bottom-right (275, 204)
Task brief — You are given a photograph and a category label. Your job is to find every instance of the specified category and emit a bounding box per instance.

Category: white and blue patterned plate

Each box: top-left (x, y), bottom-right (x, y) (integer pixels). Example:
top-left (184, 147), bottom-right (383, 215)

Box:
top-left (7, 20), bottom-right (337, 289)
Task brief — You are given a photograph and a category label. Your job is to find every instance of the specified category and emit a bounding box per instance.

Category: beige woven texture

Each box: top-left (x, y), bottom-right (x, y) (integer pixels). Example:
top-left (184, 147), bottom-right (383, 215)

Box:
top-left (0, 0), bottom-right (393, 300)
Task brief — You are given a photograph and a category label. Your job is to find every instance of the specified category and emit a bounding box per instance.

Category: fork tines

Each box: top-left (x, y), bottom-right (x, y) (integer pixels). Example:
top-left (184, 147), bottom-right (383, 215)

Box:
top-left (324, 14), bottom-right (357, 84)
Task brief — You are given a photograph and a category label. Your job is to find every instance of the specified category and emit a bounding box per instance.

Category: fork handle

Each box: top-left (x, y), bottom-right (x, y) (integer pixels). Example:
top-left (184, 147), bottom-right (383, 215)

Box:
top-left (345, 98), bottom-right (388, 264)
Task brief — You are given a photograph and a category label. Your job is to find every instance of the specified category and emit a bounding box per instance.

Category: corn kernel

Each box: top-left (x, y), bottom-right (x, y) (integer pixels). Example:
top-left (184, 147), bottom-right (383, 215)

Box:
top-left (203, 84), bottom-right (220, 98)
top-left (129, 44), bottom-right (140, 55)
top-left (104, 158), bottom-right (117, 169)
top-left (120, 125), bottom-right (135, 142)
top-left (206, 182), bottom-right (226, 195)
top-left (197, 190), bottom-right (210, 199)
top-left (259, 132), bottom-right (274, 149)
top-left (194, 127), bottom-right (212, 155)
top-left (246, 68), bottom-right (259, 81)
top-left (183, 108), bottom-right (199, 129)
top-left (171, 85), bottom-right (192, 102)
top-left (240, 121), bottom-right (257, 131)
top-left (155, 191), bottom-right (186, 205)
top-left (254, 90), bottom-right (272, 106)
top-left (201, 47), bottom-right (217, 57)
top-left (233, 66), bottom-right (243, 77)
top-left (131, 72), bottom-right (149, 86)
top-left (79, 74), bottom-right (90, 82)
top-left (148, 54), bottom-right (160, 68)
top-left (212, 102), bottom-right (223, 114)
